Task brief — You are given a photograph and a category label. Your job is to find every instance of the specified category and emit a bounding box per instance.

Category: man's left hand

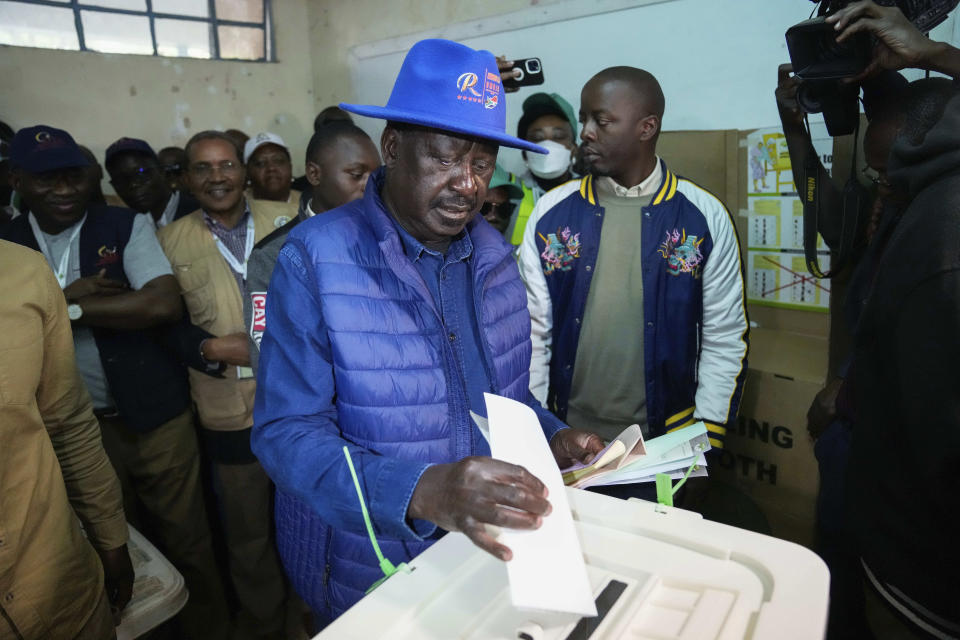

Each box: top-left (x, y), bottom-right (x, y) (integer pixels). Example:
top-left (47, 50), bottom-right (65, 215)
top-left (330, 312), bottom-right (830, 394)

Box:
top-left (97, 545), bottom-right (134, 625)
top-left (828, 1), bottom-right (939, 81)
top-left (550, 429), bottom-right (605, 468)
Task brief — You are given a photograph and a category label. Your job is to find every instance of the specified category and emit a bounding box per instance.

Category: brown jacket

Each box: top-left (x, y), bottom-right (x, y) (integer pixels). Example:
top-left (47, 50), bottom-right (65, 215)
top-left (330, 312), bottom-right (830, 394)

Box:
top-left (0, 240), bottom-right (127, 639)
top-left (157, 199), bottom-right (297, 431)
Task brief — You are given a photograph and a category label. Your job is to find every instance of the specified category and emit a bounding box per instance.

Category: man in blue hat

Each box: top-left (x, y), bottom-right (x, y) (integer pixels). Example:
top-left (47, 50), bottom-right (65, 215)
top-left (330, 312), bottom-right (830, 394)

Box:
top-left (0, 125), bottom-right (231, 639)
top-left (252, 39), bottom-right (605, 623)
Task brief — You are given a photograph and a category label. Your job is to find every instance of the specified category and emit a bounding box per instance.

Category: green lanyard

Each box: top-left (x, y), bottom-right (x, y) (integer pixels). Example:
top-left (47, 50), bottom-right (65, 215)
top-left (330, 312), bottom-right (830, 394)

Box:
top-left (655, 442), bottom-right (705, 508)
top-left (342, 446), bottom-right (411, 593)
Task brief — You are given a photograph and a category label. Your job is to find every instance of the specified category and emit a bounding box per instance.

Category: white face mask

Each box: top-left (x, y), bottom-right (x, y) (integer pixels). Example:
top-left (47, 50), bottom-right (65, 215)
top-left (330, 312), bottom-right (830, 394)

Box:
top-left (525, 139), bottom-right (572, 180)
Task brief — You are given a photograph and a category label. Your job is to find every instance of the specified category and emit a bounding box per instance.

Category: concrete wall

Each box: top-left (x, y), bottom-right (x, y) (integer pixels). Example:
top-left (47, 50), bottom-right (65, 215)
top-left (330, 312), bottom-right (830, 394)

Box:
top-left (0, 0), bottom-right (315, 181)
top-left (305, 0), bottom-right (567, 110)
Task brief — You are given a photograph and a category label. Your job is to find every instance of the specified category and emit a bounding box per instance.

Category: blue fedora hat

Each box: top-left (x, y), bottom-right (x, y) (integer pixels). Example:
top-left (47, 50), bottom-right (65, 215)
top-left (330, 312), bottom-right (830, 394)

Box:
top-left (340, 39), bottom-right (547, 154)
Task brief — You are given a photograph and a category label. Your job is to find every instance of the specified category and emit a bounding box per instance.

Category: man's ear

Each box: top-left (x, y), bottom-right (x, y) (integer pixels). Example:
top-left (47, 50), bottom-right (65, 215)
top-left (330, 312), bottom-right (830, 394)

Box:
top-left (9, 169), bottom-right (21, 192)
top-left (305, 159), bottom-right (322, 187)
top-left (638, 115), bottom-right (660, 142)
top-left (380, 127), bottom-right (401, 169)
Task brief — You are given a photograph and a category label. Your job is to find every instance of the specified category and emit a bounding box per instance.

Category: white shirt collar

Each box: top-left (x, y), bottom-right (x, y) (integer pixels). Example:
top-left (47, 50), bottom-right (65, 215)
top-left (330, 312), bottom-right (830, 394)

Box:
top-left (306, 199), bottom-right (319, 217)
top-left (155, 191), bottom-right (180, 228)
top-left (603, 156), bottom-right (663, 198)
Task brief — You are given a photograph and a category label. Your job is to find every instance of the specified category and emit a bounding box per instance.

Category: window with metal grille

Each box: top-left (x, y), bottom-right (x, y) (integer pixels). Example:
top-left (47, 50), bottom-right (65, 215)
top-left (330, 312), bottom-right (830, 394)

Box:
top-left (0, 0), bottom-right (273, 61)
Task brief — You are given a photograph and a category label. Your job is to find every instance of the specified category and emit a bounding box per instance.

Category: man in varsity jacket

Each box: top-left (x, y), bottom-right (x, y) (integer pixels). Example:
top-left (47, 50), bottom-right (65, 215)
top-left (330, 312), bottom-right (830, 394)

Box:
top-left (518, 67), bottom-right (749, 452)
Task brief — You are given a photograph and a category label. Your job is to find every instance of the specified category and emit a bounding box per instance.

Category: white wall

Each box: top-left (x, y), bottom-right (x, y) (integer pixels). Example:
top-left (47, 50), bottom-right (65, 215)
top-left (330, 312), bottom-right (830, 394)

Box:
top-left (344, 0), bottom-right (959, 174)
top-left (0, 0), bottom-right (315, 184)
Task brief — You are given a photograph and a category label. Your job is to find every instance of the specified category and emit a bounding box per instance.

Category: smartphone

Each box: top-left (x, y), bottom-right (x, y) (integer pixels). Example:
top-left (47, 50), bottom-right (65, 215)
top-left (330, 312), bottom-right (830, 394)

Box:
top-left (502, 58), bottom-right (545, 90)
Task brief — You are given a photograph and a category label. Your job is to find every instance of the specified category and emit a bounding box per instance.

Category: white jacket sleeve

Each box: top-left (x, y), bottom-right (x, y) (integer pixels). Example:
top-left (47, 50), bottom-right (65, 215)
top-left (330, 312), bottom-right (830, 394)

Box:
top-left (517, 196), bottom-right (554, 406)
top-left (680, 181), bottom-right (749, 444)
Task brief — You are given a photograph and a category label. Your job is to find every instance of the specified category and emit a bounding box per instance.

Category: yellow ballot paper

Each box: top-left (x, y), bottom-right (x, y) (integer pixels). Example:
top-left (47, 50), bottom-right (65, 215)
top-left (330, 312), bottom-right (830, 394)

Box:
top-left (560, 424), bottom-right (646, 487)
top-left (483, 393), bottom-right (597, 618)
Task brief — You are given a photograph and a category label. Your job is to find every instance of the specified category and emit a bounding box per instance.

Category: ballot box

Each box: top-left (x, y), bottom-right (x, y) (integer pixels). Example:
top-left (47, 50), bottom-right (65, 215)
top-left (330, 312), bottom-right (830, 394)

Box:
top-left (116, 525), bottom-right (188, 640)
top-left (315, 488), bottom-right (829, 640)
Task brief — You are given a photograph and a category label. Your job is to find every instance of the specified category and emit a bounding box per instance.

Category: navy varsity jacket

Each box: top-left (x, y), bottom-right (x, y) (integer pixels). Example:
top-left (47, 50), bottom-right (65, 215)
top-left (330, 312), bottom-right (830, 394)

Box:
top-left (517, 160), bottom-right (749, 447)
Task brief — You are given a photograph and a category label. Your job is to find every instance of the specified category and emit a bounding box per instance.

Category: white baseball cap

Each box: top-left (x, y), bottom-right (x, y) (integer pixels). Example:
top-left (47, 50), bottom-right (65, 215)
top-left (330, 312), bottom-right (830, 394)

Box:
top-left (243, 131), bottom-right (288, 163)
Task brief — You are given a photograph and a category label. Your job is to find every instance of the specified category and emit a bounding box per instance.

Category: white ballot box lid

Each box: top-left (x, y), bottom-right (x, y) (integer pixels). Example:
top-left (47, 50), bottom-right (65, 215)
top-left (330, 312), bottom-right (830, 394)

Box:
top-left (315, 488), bottom-right (829, 640)
top-left (116, 524), bottom-right (188, 640)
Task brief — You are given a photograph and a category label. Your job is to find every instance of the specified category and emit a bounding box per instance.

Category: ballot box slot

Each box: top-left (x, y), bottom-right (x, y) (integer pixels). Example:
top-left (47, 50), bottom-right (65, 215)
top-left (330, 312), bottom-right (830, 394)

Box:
top-left (561, 579), bottom-right (628, 640)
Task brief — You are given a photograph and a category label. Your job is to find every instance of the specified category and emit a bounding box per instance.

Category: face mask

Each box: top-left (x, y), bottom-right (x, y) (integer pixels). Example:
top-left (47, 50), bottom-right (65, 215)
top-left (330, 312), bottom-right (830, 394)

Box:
top-left (525, 139), bottom-right (572, 180)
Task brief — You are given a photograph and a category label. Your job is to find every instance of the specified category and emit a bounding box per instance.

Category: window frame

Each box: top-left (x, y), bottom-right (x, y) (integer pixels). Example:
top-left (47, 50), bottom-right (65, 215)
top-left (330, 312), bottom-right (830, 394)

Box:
top-left (1, 0), bottom-right (274, 62)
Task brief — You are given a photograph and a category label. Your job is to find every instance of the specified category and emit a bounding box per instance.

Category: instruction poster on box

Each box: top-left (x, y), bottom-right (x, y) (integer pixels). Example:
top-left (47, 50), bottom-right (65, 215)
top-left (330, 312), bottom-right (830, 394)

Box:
top-left (744, 125), bottom-right (833, 312)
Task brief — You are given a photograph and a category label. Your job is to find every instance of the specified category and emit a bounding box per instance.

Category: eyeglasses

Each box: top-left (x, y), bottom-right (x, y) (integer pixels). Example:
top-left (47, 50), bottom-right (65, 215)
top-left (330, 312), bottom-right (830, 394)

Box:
top-left (111, 165), bottom-right (157, 188)
top-left (31, 167), bottom-right (88, 190)
top-left (861, 166), bottom-right (892, 189)
top-left (249, 156), bottom-right (290, 170)
top-left (188, 161), bottom-right (242, 179)
top-left (480, 200), bottom-right (515, 219)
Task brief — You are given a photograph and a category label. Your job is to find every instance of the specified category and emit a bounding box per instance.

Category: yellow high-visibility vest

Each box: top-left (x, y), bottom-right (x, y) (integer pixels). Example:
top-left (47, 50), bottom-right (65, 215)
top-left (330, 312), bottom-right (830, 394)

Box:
top-left (508, 174), bottom-right (536, 247)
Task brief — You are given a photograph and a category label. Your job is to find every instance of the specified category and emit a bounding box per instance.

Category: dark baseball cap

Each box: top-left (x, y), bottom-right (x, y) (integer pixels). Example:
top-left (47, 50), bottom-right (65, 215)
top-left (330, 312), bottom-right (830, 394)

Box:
top-left (9, 125), bottom-right (90, 173)
top-left (517, 93), bottom-right (578, 142)
top-left (489, 164), bottom-right (523, 199)
top-left (105, 137), bottom-right (157, 166)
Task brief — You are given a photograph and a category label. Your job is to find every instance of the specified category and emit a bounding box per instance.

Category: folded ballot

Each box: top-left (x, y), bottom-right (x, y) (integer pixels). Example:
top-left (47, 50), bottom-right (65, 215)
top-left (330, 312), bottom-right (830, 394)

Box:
top-left (561, 422), bottom-right (711, 489)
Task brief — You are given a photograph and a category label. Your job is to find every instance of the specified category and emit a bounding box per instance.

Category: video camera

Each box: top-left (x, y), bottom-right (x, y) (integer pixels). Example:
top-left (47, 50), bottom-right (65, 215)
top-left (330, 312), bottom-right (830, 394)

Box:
top-left (786, 0), bottom-right (957, 136)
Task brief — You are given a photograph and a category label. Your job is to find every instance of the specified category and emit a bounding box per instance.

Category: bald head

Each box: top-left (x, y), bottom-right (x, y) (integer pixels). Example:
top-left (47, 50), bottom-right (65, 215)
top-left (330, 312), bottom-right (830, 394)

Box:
top-left (588, 66), bottom-right (665, 121)
top-left (579, 66), bottom-right (664, 187)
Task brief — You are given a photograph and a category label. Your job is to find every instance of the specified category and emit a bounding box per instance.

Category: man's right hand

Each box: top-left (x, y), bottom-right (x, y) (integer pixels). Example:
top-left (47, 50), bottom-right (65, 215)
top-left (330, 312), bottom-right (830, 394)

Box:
top-left (63, 268), bottom-right (127, 302)
top-left (775, 64), bottom-right (805, 128)
top-left (200, 333), bottom-right (251, 366)
top-left (408, 457), bottom-right (551, 561)
top-left (497, 56), bottom-right (521, 93)
top-left (807, 377), bottom-right (844, 440)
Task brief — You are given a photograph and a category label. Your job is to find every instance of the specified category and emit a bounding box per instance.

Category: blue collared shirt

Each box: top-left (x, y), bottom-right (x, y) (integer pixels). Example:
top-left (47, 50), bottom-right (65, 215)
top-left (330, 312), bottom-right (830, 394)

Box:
top-left (392, 219), bottom-right (492, 457)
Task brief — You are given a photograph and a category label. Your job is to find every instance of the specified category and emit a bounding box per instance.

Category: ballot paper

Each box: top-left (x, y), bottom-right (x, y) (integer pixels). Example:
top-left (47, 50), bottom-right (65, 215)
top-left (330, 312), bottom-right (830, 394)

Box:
top-left (483, 393), bottom-right (597, 617)
top-left (563, 422), bottom-right (711, 489)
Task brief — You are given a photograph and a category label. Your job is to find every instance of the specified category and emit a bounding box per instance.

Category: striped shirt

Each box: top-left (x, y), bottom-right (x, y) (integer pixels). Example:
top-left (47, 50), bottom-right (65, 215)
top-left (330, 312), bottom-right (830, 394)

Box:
top-left (203, 206), bottom-right (250, 295)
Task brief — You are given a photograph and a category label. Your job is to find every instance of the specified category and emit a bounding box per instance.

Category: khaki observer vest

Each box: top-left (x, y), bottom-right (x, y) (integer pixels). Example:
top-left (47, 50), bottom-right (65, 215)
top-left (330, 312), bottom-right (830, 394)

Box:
top-left (158, 198), bottom-right (297, 431)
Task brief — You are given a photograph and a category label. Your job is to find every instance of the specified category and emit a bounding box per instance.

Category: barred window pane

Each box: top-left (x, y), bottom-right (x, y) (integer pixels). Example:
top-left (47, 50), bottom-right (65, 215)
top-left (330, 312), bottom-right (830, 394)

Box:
top-left (1, 0), bottom-right (270, 61)
top-left (0, 1), bottom-right (79, 50)
top-left (84, 0), bottom-right (146, 10)
top-left (152, 0), bottom-right (208, 19)
top-left (155, 18), bottom-right (211, 59)
top-left (217, 25), bottom-right (263, 60)
top-left (81, 10), bottom-right (153, 55)
top-left (215, 0), bottom-right (262, 23)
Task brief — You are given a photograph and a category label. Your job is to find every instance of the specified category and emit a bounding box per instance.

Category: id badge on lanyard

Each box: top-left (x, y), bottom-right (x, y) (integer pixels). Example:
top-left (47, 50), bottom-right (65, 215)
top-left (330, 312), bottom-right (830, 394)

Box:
top-left (210, 214), bottom-right (255, 281)
top-left (209, 214), bottom-right (256, 379)
top-left (28, 212), bottom-right (87, 288)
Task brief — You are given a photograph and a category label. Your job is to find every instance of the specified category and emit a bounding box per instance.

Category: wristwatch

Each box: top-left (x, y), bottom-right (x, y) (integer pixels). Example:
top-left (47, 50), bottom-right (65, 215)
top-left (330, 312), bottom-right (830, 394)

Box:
top-left (67, 303), bottom-right (83, 321)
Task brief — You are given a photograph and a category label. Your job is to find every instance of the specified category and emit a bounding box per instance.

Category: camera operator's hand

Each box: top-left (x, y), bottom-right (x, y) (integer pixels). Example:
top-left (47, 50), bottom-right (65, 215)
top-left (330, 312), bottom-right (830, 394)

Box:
top-left (408, 457), bottom-right (551, 562)
top-left (497, 56), bottom-right (521, 93)
top-left (775, 64), bottom-right (805, 128)
top-left (828, 1), bottom-right (942, 80)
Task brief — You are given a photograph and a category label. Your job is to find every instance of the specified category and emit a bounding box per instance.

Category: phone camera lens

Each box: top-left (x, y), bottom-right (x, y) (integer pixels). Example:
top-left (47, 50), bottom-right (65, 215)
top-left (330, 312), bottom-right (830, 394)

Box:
top-left (526, 59), bottom-right (540, 73)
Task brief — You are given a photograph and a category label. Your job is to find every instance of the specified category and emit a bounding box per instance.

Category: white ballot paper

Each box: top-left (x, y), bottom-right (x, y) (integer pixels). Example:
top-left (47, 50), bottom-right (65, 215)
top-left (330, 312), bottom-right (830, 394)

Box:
top-left (482, 393), bottom-right (597, 617)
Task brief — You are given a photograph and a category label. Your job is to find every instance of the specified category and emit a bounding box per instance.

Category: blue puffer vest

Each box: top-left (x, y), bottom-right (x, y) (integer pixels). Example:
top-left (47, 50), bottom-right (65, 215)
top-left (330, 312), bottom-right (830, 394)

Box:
top-left (273, 170), bottom-right (535, 620)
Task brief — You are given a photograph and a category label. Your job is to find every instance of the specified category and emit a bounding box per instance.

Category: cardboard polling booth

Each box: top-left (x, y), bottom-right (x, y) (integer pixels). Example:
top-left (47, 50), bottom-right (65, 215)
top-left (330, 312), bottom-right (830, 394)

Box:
top-left (712, 329), bottom-right (827, 548)
top-left (660, 128), bottom-right (833, 548)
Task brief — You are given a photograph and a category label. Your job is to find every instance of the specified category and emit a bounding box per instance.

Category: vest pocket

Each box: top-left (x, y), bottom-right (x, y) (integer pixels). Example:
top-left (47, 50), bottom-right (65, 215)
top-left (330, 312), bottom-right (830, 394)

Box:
top-left (175, 262), bottom-right (216, 328)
